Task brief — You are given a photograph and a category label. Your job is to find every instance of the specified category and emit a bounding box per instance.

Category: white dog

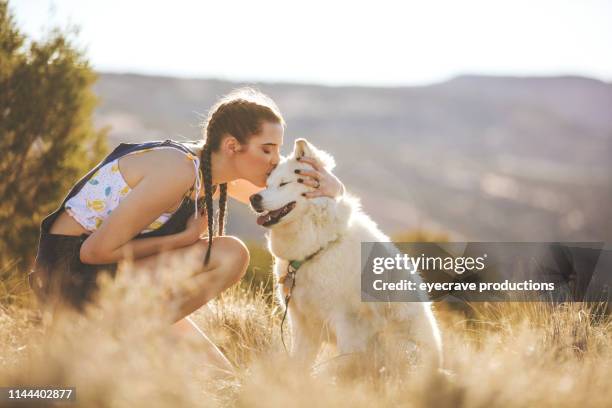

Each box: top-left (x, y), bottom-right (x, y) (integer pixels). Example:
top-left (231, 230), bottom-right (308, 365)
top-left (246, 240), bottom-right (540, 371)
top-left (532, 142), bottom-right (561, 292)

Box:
top-left (250, 139), bottom-right (442, 372)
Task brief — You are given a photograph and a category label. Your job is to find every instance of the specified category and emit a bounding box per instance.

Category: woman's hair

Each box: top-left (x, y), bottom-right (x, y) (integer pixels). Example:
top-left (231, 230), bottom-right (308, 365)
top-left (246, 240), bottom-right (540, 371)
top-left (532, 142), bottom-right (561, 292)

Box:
top-left (199, 87), bottom-right (285, 264)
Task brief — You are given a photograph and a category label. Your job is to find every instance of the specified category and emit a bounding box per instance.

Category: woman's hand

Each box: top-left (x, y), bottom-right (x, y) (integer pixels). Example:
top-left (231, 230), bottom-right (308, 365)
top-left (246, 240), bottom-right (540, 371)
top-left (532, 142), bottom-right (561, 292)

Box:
top-left (182, 210), bottom-right (209, 244)
top-left (296, 156), bottom-right (345, 199)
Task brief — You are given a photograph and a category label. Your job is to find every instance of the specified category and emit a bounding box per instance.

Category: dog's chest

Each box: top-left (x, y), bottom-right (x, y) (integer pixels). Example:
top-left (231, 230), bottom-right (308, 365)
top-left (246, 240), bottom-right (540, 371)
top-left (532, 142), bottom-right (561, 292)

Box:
top-left (274, 253), bottom-right (359, 318)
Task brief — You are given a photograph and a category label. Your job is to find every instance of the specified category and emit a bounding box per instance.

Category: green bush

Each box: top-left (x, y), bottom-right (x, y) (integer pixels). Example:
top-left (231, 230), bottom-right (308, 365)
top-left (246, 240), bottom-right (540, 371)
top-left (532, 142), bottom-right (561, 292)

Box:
top-left (0, 0), bottom-right (107, 292)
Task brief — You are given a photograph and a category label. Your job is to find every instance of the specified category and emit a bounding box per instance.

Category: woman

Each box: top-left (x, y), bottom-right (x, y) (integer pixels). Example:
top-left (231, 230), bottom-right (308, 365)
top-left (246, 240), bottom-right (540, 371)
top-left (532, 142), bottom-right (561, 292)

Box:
top-left (28, 87), bottom-right (345, 373)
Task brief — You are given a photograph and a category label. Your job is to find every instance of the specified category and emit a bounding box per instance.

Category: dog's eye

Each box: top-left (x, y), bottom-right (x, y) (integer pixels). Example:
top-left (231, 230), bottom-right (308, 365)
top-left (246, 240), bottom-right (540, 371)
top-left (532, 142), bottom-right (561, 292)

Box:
top-left (279, 181), bottom-right (290, 187)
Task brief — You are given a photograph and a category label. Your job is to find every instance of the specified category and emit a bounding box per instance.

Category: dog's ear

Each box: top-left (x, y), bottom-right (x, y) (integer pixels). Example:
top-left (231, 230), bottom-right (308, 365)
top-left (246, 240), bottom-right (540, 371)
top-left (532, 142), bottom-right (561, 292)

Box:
top-left (293, 138), bottom-right (336, 170)
top-left (294, 138), bottom-right (314, 159)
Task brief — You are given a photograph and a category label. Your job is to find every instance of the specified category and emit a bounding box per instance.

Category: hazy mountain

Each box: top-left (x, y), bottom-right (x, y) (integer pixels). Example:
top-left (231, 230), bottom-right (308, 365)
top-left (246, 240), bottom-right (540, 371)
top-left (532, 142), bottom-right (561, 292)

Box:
top-left (92, 73), bottom-right (612, 242)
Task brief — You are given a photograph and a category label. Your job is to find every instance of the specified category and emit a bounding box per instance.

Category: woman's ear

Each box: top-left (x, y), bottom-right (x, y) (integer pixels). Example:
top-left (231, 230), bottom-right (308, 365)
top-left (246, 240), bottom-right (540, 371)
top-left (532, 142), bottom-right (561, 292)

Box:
top-left (222, 135), bottom-right (242, 155)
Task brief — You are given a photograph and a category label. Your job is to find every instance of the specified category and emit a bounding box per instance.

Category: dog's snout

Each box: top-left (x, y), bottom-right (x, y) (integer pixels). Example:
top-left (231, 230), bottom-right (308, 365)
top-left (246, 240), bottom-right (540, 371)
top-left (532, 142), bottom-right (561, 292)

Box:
top-left (250, 194), bottom-right (262, 205)
top-left (250, 194), bottom-right (264, 212)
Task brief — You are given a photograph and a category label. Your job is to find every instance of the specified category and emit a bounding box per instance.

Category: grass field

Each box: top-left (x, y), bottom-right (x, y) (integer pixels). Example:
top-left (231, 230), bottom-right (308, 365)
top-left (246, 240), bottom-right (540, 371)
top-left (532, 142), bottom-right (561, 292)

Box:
top-left (0, 257), bottom-right (610, 408)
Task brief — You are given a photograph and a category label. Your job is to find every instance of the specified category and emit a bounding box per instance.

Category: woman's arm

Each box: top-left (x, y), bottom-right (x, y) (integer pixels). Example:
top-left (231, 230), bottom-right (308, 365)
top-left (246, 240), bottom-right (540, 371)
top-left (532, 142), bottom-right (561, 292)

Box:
top-left (79, 154), bottom-right (201, 264)
top-left (82, 231), bottom-right (195, 265)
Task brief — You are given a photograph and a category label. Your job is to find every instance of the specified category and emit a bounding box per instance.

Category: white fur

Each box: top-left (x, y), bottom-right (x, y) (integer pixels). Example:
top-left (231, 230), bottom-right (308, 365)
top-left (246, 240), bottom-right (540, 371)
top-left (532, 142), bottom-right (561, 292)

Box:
top-left (257, 139), bottom-right (443, 370)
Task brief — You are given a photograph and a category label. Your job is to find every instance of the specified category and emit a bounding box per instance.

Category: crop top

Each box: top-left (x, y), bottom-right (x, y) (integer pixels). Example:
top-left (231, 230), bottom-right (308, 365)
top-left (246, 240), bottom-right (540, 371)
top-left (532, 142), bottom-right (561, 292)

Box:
top-left (64, 146), bottom-right (203, 233)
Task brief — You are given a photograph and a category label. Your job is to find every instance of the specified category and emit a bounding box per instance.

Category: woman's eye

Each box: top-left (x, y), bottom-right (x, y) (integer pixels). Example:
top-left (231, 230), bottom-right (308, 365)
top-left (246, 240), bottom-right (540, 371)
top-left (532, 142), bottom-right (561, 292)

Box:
top-left (263, 149), bottom-right (271, 155)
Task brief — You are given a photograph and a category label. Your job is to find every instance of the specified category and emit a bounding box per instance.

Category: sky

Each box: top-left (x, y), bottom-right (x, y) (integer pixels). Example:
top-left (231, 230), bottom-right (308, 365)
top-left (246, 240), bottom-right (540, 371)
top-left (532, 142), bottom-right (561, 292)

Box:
top-left (10, 0), bottom-right (612, 86)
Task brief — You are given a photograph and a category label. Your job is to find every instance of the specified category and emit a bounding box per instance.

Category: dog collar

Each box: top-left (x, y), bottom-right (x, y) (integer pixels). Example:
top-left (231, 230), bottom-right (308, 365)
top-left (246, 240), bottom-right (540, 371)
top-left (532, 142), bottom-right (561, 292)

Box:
top-left (288, 253), bottom-right (316, 274)
top-left (286, 234), bottom-right (342, 275)
top-left (280, 234), bottom-right (343, 295)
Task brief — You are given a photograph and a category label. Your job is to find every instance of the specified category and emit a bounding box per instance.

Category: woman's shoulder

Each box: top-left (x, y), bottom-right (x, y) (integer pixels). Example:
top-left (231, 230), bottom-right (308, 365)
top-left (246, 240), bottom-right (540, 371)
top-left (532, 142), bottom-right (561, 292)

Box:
top-left (151, 148), bottom-right (197, 178)
top-left (179, 140), bottom-right (204, 156)
top-left (122, 146), bottom-right (197, 189)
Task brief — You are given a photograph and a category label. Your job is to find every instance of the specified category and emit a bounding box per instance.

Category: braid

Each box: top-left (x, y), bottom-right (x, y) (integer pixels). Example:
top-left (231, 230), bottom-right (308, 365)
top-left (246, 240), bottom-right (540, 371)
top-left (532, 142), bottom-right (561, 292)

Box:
top-left (207, 104), bottom-right (231, 235)
top-left (201, 144), bottom-right (215, 265)
top-left (218, 183), bottom-right (228, 236)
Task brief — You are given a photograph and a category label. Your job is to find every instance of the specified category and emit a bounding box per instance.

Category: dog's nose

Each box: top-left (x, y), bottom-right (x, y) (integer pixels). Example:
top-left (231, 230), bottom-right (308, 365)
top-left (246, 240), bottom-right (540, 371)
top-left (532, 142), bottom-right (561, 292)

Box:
top-left (250, 194), bottom-right (263, 212)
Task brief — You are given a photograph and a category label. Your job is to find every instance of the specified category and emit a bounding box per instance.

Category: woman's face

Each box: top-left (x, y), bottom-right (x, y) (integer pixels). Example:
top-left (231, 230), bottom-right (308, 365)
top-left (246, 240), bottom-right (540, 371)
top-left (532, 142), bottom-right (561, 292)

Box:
top-left (234, 121), bottom-right (284, 187)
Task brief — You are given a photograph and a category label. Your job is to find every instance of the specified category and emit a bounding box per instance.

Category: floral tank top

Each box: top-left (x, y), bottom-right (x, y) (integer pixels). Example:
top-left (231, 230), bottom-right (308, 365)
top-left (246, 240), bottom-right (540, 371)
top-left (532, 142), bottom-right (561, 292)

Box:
top-left (64, 146), bottom-right (203, 233)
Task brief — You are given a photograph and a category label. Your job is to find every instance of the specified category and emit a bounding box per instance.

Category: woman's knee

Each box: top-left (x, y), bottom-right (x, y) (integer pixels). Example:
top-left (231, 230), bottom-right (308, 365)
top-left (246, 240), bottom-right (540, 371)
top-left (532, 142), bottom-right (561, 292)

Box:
top-left (217, 235), bottom-right (251, 268)
top-left (210, 236), bottom-right (250, 278)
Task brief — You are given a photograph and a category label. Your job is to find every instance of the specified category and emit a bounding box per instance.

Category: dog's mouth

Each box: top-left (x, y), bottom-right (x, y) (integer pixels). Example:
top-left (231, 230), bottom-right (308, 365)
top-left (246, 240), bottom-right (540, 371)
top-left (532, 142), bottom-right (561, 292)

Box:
top-left (256, 201), bottom-right (296, 227)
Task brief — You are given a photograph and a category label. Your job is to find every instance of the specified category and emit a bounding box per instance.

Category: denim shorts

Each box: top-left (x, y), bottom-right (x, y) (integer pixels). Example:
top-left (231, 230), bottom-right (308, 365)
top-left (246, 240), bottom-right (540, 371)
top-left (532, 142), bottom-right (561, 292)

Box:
top-left (29, 232), bottom-right (118, 312)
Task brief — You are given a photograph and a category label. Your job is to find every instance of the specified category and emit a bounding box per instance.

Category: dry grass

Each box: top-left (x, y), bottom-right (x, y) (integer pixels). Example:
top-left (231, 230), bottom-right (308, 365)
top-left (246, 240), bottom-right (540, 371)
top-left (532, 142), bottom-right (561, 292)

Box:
top-left (0, 258), bottom-right (611, 408)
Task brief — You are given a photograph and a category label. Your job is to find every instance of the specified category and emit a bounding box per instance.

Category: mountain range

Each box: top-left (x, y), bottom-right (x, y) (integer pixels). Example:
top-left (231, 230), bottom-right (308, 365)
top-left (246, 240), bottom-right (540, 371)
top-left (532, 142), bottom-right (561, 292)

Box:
top-left (92, 73), bottom-right (612, 242)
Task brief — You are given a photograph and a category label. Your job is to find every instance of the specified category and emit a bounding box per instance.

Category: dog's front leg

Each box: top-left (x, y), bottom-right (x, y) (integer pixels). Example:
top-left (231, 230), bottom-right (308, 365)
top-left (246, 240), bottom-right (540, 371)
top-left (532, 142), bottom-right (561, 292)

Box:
top-left (289, 309), bottom-right (321, 369)
top-left (332, 313), bottom-right (372, 377)
top-left (333, 313), bottom-right (370, 355)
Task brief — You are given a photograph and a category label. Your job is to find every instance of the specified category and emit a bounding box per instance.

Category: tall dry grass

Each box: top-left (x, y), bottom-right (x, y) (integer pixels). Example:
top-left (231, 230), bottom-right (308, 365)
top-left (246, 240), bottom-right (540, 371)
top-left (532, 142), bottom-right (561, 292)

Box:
top-left (0, 256), bottom-right (611, 408)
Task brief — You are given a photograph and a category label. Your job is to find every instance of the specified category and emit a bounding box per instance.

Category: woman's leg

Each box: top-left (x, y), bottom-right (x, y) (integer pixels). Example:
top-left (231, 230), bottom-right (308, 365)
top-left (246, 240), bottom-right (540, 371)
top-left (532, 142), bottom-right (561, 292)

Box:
top-left (125, 235), bottom-right (249, 374)
top-left (129, 235), bottom-right (249, 317)
top-left (171, 316), bottom-right (234, 375)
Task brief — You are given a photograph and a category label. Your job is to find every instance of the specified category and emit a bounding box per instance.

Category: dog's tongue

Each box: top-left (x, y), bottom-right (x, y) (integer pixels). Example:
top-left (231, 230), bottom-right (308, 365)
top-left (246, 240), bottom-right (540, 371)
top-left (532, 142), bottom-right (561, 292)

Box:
top-left (257, 208), bottom-right (282, 225)
top-left (256, 202), bottom-right (296, 226)
top-left (256, 214), bottom-right (270, 225)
